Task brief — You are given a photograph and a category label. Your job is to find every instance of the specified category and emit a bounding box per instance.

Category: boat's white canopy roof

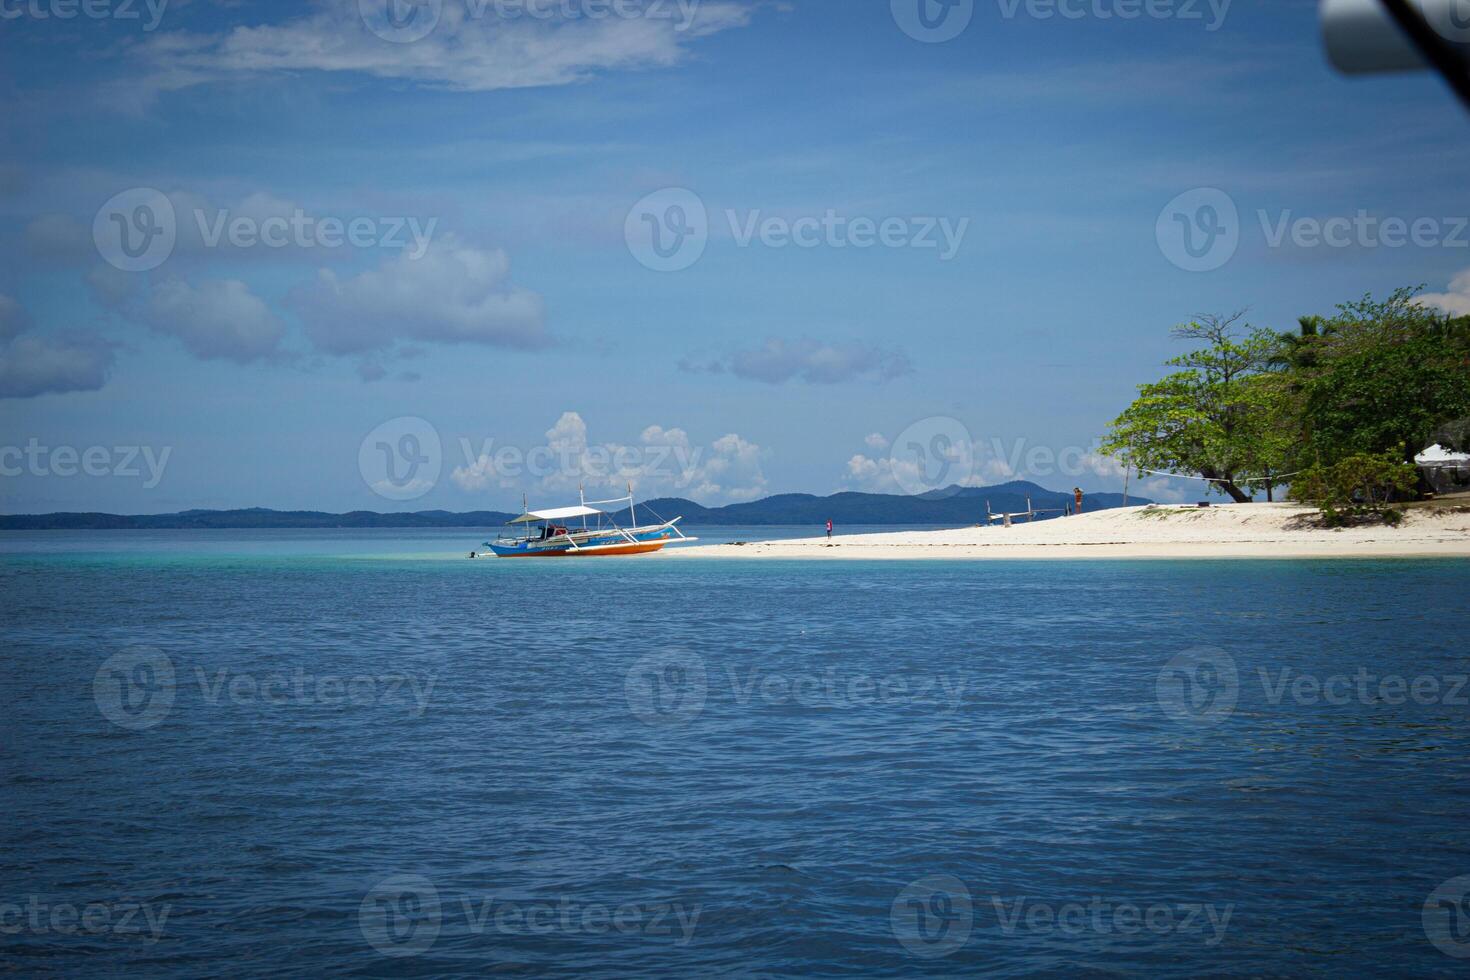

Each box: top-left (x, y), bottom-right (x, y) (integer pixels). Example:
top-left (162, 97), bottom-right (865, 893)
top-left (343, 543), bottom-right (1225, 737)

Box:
top-left (508, 505), bottom-right (604, 524)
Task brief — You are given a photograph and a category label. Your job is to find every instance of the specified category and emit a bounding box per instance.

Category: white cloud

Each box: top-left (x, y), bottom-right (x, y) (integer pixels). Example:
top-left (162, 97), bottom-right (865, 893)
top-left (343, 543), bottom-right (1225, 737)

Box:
top-left (692, 432), bottom-right (766, 500)
top-left (844, 434), bottom-right (1000, 494)
top-left (138, 278), bottom-right (287, 363)
top-left (0, 292), bottom-right (116, 399)
top-left (25, 213), bottom-right (92, 258)
top-left (87, 264), bottom-right (140, 310)
top-left (450, 411), bottom-right (767, 503)
top-left (1418, 268), bottom-right (1470, 316)
top-left (131, 0), bottom-right (756, 99)
top-left (0, 293), bottom-right (30, 342)
top-left (0, 334), bottom-right (115, 399)
top-left (683, 337), bottom-right (913, 385)
top-left (863, 432), bottom-right (889, 451)
top-left (1080, 451), bottom-right (1126, 480)
top-left (840, 434), bottom-right (1172, 498)
top-left (1137, 477), bottom-right (1188, 503)
top-left (289, 237), bottom-right (549, 355)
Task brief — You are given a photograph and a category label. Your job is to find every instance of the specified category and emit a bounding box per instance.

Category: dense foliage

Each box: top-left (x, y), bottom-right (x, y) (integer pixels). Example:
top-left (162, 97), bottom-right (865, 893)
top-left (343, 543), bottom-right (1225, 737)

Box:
top-left (1101, 288), bottom-right (1470, 517)
top-left (1289, 451), bottom-right (1420, 526)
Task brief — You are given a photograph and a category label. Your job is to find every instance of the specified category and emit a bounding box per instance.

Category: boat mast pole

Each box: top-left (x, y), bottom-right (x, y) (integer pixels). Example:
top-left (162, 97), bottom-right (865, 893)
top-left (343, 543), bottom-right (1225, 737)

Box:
top-left (628, 482), bottom-right (636, 529)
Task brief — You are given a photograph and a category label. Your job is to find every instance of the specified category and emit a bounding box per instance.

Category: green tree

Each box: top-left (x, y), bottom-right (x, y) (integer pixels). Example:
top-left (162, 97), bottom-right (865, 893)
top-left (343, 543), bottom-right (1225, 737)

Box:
top-left (1101, 313), bottom-right (1288, 503)
top-left (1299, 289), bottom-right (1470, 467)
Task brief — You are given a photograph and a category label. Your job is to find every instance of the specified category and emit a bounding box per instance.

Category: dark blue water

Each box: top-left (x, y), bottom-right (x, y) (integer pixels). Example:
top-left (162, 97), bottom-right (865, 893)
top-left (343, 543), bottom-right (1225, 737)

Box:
top-left (3, 536), bottom-right (1469, 977)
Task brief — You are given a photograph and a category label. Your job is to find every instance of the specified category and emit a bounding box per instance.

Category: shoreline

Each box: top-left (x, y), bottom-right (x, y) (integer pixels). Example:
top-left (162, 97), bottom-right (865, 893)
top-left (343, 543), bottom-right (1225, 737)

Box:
top-left (662, 502), bottom-right (1470, 561)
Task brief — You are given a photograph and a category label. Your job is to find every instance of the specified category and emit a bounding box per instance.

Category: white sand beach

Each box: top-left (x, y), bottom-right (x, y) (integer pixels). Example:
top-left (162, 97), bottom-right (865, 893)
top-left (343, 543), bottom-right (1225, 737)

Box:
top-left (666, 502), bottom-right (1470, 560)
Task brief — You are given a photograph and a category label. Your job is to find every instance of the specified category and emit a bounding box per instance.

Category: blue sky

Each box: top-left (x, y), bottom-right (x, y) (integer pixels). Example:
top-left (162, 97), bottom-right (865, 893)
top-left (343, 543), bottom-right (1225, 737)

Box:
top-left (2, 0), bottom-right (1469, 513)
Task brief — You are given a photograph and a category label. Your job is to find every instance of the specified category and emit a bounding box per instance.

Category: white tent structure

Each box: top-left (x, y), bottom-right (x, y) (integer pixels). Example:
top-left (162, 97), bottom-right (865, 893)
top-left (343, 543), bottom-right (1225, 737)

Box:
top-left (1416, 444), bottom-right (1470, 495)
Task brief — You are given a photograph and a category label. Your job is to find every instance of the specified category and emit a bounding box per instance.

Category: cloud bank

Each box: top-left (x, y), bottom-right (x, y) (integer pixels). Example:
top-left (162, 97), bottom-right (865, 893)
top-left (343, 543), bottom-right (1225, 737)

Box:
top-left (683, 338), bottom-right (914, 385)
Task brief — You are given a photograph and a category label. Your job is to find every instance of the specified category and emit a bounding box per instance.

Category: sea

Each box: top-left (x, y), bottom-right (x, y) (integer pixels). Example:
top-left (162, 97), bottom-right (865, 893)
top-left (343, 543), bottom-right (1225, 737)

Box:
top-left (3, 528), bottom-right (1469, 977)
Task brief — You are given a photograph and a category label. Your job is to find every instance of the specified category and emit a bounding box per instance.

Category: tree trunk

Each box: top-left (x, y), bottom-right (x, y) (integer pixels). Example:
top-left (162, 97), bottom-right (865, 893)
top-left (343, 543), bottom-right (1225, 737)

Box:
top-left (1217, 480), bottom-right (1251, 503)
top-left (1199, 467), bottom-right (1252, 503)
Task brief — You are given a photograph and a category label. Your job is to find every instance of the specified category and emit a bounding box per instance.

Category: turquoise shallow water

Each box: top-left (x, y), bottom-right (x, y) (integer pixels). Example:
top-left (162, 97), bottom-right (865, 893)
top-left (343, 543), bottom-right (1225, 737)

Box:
top-left (3, 532), bottom-right (1469, 976)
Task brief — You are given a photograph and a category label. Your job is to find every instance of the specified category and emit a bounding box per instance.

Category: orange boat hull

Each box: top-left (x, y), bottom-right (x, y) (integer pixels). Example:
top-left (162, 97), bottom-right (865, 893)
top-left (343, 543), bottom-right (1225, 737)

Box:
top-left (496, 540), bottom-right (669, 558)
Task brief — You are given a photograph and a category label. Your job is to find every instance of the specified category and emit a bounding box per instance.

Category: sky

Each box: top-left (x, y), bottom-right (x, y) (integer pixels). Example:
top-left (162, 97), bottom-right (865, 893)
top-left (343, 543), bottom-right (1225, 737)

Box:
top-left (2, 0), bottom-right (1469, 514)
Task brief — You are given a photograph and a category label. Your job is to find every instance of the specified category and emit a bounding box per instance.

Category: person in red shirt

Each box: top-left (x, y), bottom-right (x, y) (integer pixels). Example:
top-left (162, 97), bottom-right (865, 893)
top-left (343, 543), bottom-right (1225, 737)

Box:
top-left (1073, 487), bottom-right (1084, 514)
top-left (826, 519), bottom-right (833, 539)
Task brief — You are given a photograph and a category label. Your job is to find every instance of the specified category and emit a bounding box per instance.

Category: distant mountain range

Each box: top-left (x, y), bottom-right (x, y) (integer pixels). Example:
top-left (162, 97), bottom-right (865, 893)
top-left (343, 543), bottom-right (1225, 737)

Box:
top-left (0, 481), bottom-right (1144, 530)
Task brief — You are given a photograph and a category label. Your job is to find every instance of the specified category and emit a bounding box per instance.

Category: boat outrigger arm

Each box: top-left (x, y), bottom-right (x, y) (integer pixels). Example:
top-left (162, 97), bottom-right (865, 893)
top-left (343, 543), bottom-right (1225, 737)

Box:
top-left (484, 486), bottom-right (696, 558)
top-left (984, 497), bottom-right (1067, 527)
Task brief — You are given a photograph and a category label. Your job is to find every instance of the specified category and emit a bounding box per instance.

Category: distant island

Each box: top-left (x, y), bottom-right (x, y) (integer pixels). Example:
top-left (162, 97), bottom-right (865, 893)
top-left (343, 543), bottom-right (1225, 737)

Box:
top-left (0, 481), bottom-right (1143, 529)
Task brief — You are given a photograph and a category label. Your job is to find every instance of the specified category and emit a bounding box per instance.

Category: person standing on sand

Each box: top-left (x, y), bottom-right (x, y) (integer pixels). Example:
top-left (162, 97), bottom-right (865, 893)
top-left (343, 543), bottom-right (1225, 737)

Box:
top-left (826, 519), bottom-right (833, 539)
top-left (1073, 487), bottom-right (1083, 514)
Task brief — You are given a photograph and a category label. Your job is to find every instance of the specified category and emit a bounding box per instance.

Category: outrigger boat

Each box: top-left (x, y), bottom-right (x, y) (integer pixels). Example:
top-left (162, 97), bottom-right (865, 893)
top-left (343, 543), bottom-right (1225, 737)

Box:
top-left (482, 488), bottom-right (696, 558)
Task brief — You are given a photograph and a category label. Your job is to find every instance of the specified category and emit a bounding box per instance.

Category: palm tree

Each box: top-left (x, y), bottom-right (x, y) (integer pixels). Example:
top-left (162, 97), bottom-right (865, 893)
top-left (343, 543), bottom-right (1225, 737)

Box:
top-left (1270, 314), bottom-right (1330, 372)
